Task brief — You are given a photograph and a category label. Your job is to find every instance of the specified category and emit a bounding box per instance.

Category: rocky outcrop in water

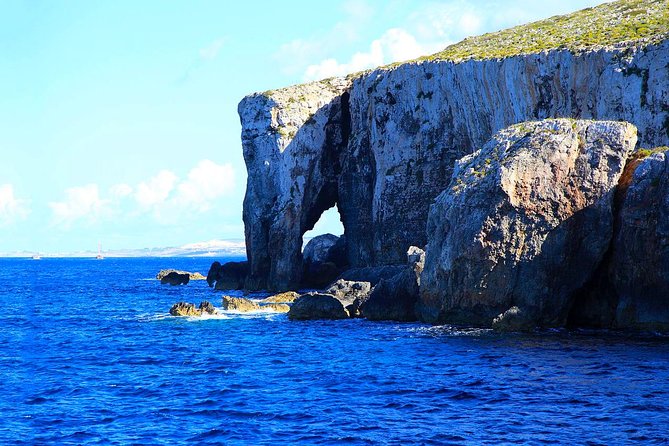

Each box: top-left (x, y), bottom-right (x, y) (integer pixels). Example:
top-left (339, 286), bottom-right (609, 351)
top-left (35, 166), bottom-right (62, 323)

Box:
top-left (169, 301), bottom-right (218, 316)
top-left (239, 37), bottom-right (669, 292)
top-left (222, 296), bottom-right (260, 312)
top-left (325, 279), bottom-right (372, 317)
top-left (161, 272), bottom-right (190, 286)
top-left (207, 261), bottom-right (248, 290)
top-left (361, 246), bottom-right (424, 322)
top-left (157, 270), bottom-right (205, 281)
top-left (288, 293), bottom-right (350, 320)
top-left (417, 119), bottom-right (637, 328)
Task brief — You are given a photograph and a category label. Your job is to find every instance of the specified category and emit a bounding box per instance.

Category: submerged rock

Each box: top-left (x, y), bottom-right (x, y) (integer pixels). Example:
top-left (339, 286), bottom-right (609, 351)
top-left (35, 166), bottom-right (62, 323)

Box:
top-left (160, 271), bottom-right (190, 286)
top-left (288, 293), bottom-right (349, 320)
top-left (418, 119), bottom-right (637, 328)
top-left (492, 306), bottom-right (535, 332)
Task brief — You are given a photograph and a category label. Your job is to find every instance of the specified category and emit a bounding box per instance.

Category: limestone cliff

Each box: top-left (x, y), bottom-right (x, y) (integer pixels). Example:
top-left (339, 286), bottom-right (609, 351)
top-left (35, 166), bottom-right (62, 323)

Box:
top-left (417, 119), bottom-right (637, 327)
top-left (239, 0), bottom-right (669, 291)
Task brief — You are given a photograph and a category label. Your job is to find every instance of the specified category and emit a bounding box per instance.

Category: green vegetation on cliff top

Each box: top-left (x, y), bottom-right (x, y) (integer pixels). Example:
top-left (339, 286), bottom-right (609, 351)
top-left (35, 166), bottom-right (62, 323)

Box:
top-left (419, 0), bottom-right (669, 63)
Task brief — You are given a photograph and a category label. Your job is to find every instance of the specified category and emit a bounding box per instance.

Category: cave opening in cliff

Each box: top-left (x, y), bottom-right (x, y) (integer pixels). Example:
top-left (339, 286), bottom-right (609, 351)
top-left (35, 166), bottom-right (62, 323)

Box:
top-left (302, 205), bottom-right (345, 249)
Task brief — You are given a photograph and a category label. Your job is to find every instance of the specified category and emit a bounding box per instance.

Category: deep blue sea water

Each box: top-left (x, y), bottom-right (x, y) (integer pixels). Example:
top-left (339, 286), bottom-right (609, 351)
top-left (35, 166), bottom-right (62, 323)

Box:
top-left (1, 257), bottom-right (668, 445)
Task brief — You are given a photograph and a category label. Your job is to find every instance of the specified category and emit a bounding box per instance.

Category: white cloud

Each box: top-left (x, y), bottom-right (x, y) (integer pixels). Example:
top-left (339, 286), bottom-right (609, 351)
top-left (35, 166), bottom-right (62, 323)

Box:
top-left (135, 170), bottom-right (178, 209)
top-left (273, 1), bottom-right (375, 77)
top-left (0, 184), bottom-right (29, 226)
top-left (110, 183), bottom-right (133, 199)
top-left (304, 28), bottom-right (428, 81)
top-left (49, 184), bottom-right (107, 228)
top-left (49, 161), bottom-right (236, 229)
top-left (173, 160), bottom-right (235, 212)
top-left (199, 38), bottom-right (226, 60)
top-left (290, 0), bottom-right (605, 82)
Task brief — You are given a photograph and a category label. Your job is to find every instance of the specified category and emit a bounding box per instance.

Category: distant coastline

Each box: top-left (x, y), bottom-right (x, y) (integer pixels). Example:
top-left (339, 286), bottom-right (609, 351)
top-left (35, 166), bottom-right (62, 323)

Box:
top-left (0, 239), bottom-right (246, 259)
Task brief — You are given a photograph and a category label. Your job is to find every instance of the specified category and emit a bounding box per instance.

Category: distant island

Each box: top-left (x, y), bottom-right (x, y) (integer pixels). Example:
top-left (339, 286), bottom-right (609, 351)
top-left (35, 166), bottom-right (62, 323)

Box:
top-left (0, 239), bottom-right (246, 258)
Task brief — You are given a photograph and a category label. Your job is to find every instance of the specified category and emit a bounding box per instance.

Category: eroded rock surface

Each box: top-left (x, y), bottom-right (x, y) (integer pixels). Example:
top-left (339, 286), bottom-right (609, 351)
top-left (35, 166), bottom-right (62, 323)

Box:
top-left (573, 149), bottom-right (669, 331)
top-left (418, 119), bottom-right (637, 327)
top-left (240, 37), bottom-right (669, 291)
top-left (161, 272), bottom-right (190, 286)
top-left (169, 301), bottom-right (218, 317)
top-left (222, 296), bottom-right (260, 312)
top-left (288, 293), bottom-right (349, 320)
top-left (157, 270), bottom-right (205, 281)
top-left (325, 279), bottom-right (372, 317)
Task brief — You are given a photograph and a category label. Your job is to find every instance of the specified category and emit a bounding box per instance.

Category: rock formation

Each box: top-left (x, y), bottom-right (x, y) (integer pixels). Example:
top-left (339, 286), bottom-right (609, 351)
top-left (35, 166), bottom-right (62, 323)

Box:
top-left (160, 271), bottom-right (190, 286)
top-left (222, 296), bottom-right (260, 312)
top-left (325, 279), bottom-right (372, 317)
top-left (417, 119), bottom-right (637, 327)
top-left (288, 293), bottom-right (350, 320)
top-left (156, 269), bottom-right (205, 281)
top-left (361, 246), bottom-right (424, 322)
top-left (169, 301), bottom-right (218, 317)
top-left (207, 261), bottom-right (248, 290)
top-left (239, 2), bottom-right (669, 292)
top-left (571, 148), bottom-right (669, 331)
top-left (302, 233), bottom-right (348, 287)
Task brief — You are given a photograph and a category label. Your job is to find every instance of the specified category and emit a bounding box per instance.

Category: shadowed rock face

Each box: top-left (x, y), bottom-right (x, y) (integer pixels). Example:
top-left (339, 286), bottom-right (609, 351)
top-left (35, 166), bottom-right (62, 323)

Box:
top-left (572, 150), bottom-right (669, 331)
top-left (417, 119), bottom-right (637, 328)
top-left (239, 38), bottom-right (669, 292)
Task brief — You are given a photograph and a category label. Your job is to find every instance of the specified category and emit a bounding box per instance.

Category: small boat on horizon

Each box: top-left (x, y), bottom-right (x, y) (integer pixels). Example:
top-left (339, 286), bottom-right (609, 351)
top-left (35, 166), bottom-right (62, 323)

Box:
top-left (32, 254), bottom-right (41, 260)
top-left (96, 242), bottom-right (104, 260)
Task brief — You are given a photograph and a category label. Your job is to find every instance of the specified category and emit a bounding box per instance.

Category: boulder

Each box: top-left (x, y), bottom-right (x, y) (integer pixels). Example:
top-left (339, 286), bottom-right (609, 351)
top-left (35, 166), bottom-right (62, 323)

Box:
top-left (288, 293), bottom-right (349, 320)
top-left (492, 306), bottom-right (535, 332)
top-left (157, 269), bottom-right (205, 281)
top-left (302, 234), bottom-right (348, 288)
top-left (222, 296), bottom-right (260, 312)
top-left (160, 271), bottom-right (190, 286)
top-left (303, 234), bottom-right (339, 264)
top-left (207, 261), bottom-right (248, 290)
top-left (361, 268), bottom-right (419, 322)
top-left (260, 291), bottom-right (300, 304)
top-left (418, 119), bottom-right (637, 328)
top-left (325, 279), bottom-right (372, 317)
top-left (169, 301), bottom-right (218, 317)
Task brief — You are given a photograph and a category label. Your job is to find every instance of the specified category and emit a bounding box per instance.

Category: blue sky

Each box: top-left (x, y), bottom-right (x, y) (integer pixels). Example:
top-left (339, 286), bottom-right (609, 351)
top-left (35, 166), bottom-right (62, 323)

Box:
top-left (0, 0), bottom-right (606, 254)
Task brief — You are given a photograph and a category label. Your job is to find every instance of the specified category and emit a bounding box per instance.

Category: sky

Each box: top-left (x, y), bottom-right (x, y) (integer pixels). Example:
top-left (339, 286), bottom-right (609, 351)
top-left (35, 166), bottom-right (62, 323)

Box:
top-left (0, 0), bottom-right (608, 255)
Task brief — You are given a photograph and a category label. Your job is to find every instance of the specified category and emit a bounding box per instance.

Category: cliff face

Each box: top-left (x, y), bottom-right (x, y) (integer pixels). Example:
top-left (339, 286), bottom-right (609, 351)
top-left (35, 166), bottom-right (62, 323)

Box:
top-left (417, 119), bottom-right (637, 327)
top-left (239, 78), bottom-right (351, 290)
top-left (239, 38), bottom-right (669, 290)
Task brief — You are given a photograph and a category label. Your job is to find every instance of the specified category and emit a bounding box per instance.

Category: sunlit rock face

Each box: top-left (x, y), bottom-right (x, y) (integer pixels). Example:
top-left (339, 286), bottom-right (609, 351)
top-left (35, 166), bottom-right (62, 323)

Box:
top-left (417, 119), bottom-right (637, 327)
top-left (239, 38), bottom-right (669, 292)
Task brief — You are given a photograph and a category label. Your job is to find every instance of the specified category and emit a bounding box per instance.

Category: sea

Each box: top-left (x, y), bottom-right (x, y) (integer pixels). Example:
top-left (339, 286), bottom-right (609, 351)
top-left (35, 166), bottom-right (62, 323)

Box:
top-left (1, 257), bottom-right (668, 445)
